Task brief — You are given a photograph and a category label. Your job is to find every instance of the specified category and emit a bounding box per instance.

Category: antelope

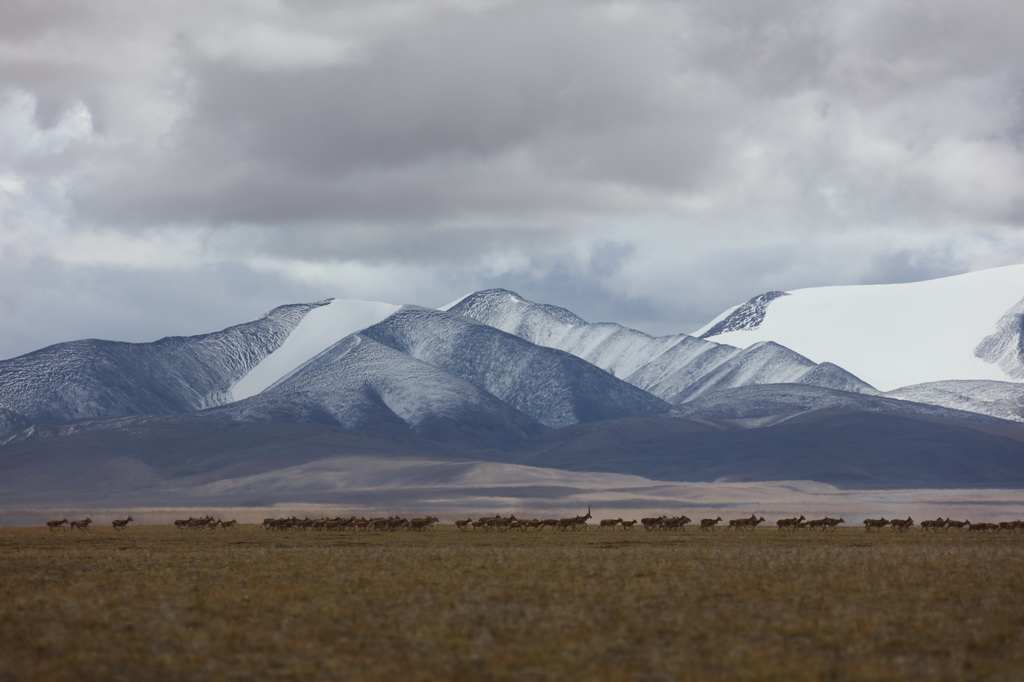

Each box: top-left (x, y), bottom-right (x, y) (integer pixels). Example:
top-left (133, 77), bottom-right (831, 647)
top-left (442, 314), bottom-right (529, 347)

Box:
top-left (661, 515), bottom-right (692, 531)
top-left (728, 514), bottom-right (751, 530)
top-left (69, 517), bottom-right (92, 531)
top-left (700, 516), bottom-right (722, 532)
top-left (111, 516), bottom-right (134, 531)
top-left (806, 518), bottom-right (830, 531)
top-left (46, 518), bottom-right (68, 532)
top-left (890, 517), bottom-right (914, 533)
top-left (454, 518), bottom-right (472, 531)
top-left (863, 517), bottom-right (889, 532)
top-left (557, 506), bottom-right (591, 532)
top-left (641, 516), bottom-right (666, 532)
top-left (968, 522), bottom-right (997, 533)
top-left (823, 517), bottom-right (844, 531)
top-left (944, 518), bottom-right (969, 532)
top-left (621, 520), bottom-right (638, 530)
top-left (217, 519), bottom-right (237, 529)
top-left (490, 515), bottom-right (518, 532)
top-left (728, 515), bottom-right (764, 531)
top-left (920, 517), bottom-right (946, 532)
top-left (407, 516), bottom-right (439, 531)
top-left (471, 515), bottom-right (501, 530)
top-left (776, 515), bottom-right (805, 532)
top-left (599, 518), bottom-right (623, 530)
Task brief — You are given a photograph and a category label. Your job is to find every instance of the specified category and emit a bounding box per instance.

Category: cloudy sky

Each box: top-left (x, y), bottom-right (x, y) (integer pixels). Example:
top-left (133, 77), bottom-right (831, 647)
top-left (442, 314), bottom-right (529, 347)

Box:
top-left (2, 0), bottom-right (1023, 359)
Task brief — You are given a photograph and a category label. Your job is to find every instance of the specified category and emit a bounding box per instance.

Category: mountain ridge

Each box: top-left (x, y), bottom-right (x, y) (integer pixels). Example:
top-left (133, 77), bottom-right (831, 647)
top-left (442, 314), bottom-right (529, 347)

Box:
top-left (1, 266), bottom-right (1022, 507)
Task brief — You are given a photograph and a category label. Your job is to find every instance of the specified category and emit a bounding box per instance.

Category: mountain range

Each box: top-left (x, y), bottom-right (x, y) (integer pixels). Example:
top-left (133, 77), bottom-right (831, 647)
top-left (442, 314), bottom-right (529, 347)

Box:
top-left (2, 265), bottom-right (1023, 509)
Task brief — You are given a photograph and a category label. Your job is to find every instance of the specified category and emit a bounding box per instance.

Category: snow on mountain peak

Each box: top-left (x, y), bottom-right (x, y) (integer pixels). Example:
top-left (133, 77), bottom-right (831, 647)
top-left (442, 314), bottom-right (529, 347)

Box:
top-left (230, 298), bottom-right (401, 400)
top-left (696, 265), bottom-right (1024, 391)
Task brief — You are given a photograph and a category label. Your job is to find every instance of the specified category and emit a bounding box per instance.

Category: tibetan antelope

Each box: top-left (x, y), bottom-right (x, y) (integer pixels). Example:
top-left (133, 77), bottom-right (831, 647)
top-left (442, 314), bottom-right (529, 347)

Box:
top-left (46, 518), bottom-right (68, 532)
top-left (407, 516), bottom-right (439, 531)
top-left (70, 517), bottom-right (92, 531)
top-left (823, 517), bottom-right (844, 531)
top-left (863, 517), bottom-right (888, 532)
top-left (700, 516), bottom-right (723, 532)
top-left (471, 515), bottom-right (501, 530)
top-left (776, 515), bottom-right (805, 532)
top-left (890, 517), bottom-right (914, 533)
top-left (641, 516), bottom-right (666, 531)
top-left (111, 516), bottom-right (134, 531)
top-left (944, 518), bottom-right (969, 532)
top-left (454, 519), bottom-right (472, 531)
top-left (728, 514), bottom-right (764, 531)
top-left (557, 506), bottom-right (591, 531)
top-left (920, 517), bottom-right (946, 532)
top-left (598, 518), bottom-right (623, 530)
top-left (660, 515), bottom-right (692, 531)
top-left (620, 520), bottom-right (638, 530)
top-left (217, 519), bottom-right (237, 529)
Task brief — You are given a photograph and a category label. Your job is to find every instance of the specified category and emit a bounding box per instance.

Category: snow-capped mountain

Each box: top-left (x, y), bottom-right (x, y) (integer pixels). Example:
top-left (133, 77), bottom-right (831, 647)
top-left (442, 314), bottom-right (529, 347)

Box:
top-left (2, 265), bottom-right (1024, 507)
top-left (446, 289), bottom-right (876, 402)
top-left (0, 301), bottom-right (329, 428)
top-left (695, 265), bottom-right (1024, 391)
top-left (212, 305), bottom-right (665, 440)
top-left (230, 298), bottom-right (400, 400)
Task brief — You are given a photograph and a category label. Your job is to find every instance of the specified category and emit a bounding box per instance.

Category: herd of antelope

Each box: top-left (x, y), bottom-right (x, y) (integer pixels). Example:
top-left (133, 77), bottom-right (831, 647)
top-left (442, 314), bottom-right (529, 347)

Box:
top-left (862, 516), bottom-right (1024, 533)
top-left (173, 516), bottom-right (238, 530)
top-left (260, 515), bottom-right (439, 532)
top-left (41, 510), bottom-right (1024, 535)
top-left (45, 516), bottom-right (133, 532)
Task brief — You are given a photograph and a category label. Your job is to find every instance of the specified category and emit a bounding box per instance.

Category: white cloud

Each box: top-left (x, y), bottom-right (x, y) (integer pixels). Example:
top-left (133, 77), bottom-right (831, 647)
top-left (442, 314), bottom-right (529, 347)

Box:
top-left (191, 23), bottom-right (365, 72)
top-left (0, 0), bottom-right (1023, 357)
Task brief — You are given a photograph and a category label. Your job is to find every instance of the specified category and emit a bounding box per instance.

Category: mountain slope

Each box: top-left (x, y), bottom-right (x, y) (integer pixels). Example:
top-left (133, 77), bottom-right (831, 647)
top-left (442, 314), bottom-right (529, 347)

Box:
top-left (523, 409), bottom-right (1024, 488)
top-left (447, 289), bottom-right (876, 401)
top-left (670, 383), bottom-right (1010, 428)
top-left (359, 306), bottom-right (669, 428)
top-left (211, 333), bottom-right (546, 447)
top-left (885, 380), bottom-right (1024, 424)
top-left (2, 267), bottom-right (1023, 508)
top-left (0, 301), bottom-right (328, 435)
top-left (696, 265), bottom-right (1024, 391)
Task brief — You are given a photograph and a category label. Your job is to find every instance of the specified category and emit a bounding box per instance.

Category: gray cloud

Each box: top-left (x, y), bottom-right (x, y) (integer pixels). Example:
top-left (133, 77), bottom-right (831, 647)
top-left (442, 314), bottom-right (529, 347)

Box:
top-left (1, 0), bottom-right (1023, 359)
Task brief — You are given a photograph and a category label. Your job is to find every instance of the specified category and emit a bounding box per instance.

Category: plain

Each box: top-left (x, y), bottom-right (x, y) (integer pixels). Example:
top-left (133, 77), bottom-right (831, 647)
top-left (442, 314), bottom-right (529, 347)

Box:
top-left (1, 523), bottom-right (1023, 682)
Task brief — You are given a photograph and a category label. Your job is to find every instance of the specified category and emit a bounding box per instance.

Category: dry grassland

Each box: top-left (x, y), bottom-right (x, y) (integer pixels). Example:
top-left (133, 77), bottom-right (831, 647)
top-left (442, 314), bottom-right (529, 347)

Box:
top-left (1, 524), bottom-right (1023, 681)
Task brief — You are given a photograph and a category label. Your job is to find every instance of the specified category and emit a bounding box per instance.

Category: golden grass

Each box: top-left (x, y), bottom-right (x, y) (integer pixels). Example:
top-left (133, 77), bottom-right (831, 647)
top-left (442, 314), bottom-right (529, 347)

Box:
top-left (1, 524), bottom-right (1022, 681)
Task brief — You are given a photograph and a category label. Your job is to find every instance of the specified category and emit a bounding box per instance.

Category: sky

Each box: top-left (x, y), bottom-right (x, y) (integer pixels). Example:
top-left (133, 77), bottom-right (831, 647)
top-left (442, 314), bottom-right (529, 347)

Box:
top-left (1, 0), bottom-right (1023, 360)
